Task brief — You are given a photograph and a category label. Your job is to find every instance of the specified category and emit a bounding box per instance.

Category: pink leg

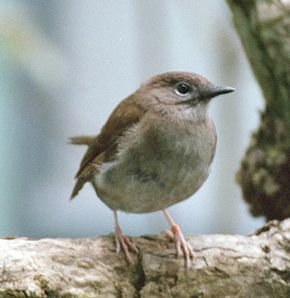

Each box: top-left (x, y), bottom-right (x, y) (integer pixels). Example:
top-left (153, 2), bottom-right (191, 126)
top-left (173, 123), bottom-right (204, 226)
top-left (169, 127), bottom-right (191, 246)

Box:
top-left (114, 211), bottom-right (138, 264)
top-left (163, 209), bottom-right (195, 268)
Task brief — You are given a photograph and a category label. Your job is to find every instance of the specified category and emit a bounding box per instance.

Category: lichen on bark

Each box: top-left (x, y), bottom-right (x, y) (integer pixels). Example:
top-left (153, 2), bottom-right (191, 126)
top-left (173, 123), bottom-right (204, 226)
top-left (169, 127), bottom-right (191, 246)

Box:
top-left (1, 219), bottom-right (290, 297)
top-left (227, 0), bottom-right (290, 219)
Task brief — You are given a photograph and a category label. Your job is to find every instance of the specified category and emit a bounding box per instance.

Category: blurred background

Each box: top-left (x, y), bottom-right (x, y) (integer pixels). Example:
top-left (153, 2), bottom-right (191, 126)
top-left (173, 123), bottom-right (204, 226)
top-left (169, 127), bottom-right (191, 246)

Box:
top-left (0, 0), bottom-right (265, 238)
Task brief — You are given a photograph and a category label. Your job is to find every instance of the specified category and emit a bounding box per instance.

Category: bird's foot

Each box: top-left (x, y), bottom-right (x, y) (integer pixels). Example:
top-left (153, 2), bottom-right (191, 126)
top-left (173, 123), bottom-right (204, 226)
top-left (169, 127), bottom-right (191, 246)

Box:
top-left (165, 224), bottom-right (195, 268)
top-left (115, 225), bottom-right (138, 265)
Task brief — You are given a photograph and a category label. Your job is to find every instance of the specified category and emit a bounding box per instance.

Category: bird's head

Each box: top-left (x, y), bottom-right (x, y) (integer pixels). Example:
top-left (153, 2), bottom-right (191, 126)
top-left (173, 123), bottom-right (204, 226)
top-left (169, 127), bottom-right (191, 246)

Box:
top-left (138, 72), bottom-right (235, 120)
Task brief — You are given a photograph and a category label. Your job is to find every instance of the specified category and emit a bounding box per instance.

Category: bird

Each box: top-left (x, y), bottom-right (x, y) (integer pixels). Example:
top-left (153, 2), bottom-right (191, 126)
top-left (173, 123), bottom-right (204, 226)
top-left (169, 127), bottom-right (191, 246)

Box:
top-left (70, 71), bottom-right (234, 268)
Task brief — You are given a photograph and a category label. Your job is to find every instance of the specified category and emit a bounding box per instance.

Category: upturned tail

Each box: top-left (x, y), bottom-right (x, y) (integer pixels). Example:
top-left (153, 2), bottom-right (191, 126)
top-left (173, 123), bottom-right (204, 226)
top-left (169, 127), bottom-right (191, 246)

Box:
top-left (69, 135), bottom-right (95, 199)
top-left (69, 135), bottom-right (95, 146)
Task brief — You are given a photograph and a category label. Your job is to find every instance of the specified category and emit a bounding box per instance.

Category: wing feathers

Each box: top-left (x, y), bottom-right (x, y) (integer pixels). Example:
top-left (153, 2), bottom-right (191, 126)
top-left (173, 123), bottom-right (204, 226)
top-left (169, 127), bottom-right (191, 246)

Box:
top-left (71, 95), bottom-right (146, 198)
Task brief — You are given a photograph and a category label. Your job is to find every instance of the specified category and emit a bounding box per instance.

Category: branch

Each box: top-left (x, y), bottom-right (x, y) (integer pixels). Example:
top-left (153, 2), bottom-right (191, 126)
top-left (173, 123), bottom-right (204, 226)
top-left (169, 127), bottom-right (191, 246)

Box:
top-left (226, 0), bottom-right (290, 220)
top-left (1, 219), bottom-right (290, 297)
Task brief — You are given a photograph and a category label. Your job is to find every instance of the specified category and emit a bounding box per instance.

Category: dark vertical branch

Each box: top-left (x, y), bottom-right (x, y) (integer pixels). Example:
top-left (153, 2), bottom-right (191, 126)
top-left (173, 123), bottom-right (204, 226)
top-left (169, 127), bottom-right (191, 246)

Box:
top-left (227, 0), bottom-right (290, 219)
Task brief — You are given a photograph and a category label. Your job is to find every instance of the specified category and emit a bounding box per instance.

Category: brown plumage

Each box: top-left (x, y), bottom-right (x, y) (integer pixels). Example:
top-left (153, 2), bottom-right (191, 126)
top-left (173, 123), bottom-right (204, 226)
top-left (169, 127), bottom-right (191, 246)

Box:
top-left (70, 95), bottom-right (146, 198)
top-left (69, 136), bottom-right (95, 146)
top-left (70, 71), bottom-right (234, 267)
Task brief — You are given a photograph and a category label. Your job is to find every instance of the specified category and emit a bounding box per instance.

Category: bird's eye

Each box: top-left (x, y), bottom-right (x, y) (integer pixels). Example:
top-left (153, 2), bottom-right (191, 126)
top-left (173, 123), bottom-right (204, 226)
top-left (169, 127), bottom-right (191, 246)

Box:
top-left (175, 82), bottom-right (191, 96)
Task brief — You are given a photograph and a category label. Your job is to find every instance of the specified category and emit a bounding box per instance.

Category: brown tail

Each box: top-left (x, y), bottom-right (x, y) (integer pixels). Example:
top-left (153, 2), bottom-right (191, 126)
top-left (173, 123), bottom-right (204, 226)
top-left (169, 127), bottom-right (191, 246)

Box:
top-left (69, 135), bottom-right (95, 146)
top-left (69, 135), bottom-right (95, 199)
top-left (70, 178), bottom-right (86, 200)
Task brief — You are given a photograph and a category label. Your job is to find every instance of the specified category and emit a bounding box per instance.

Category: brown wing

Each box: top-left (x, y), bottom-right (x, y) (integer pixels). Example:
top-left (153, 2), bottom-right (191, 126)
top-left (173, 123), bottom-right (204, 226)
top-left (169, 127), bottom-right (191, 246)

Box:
top-left (71, 95), bottom-right (146, 199)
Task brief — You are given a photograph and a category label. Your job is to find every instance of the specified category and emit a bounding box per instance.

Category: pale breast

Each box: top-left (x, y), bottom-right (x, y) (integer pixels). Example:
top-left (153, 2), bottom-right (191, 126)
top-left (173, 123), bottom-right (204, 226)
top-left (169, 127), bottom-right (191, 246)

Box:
top-left (93, 115), bottom-right (216, 213)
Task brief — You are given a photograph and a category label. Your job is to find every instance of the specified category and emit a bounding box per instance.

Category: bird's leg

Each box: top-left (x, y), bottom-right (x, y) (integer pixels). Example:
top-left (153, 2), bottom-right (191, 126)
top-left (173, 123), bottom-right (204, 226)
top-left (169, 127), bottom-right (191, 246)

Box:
top-left (163, 209), bottom-right (195, 268)
top-left (114, 210), bottom-right (138, 264)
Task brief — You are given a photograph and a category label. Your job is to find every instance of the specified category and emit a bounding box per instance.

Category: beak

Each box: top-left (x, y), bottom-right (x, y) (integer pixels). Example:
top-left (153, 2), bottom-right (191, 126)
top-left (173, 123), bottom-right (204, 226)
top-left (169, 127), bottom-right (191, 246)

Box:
top-left (209, 85), bottom-right (235, 98)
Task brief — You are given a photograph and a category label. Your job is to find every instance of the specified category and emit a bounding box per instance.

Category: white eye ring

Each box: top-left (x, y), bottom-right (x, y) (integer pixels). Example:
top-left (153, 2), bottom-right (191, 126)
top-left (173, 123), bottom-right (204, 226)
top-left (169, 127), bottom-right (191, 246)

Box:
top-left (174, 82), bottom-right (191, 96)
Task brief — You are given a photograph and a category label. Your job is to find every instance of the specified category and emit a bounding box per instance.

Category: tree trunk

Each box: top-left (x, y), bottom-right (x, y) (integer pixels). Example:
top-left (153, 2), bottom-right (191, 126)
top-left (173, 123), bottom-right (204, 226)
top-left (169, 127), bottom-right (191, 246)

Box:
top-left (0, 219), bottom-right (290, 298)
top-left (226, 0), bottom-right (290, 219)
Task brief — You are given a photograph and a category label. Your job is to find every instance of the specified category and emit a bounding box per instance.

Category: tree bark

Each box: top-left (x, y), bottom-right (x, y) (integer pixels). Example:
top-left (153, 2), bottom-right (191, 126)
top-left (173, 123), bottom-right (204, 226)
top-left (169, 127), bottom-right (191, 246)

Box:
top-left (226, 0), bottom-right (290, 219)
top-left (0, 219), bottom-right (290, 298)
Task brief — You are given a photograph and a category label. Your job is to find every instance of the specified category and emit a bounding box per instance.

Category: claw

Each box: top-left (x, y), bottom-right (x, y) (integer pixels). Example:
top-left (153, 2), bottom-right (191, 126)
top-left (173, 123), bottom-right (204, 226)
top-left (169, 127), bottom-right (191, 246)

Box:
top-left (114, 212), bottom-right (138, 265)
top-left (171, 224), bottom-right (194, 268)
top-left (163, 209), bottom-right (195, 268)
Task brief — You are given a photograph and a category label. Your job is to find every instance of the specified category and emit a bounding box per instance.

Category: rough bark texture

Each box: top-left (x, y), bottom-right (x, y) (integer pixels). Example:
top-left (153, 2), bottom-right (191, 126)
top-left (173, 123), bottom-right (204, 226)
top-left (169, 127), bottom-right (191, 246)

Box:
top-left (226, 0), bottom-right (290, 219)
top-left (0, 219), bottom-right (290, 297)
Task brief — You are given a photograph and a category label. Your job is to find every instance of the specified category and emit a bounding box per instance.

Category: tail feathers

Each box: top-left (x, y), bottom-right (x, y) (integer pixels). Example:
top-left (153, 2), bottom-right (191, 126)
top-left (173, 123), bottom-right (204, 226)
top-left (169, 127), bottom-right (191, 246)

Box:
top-left (69, 135), bottom-right (95, 199)
top-left (69, 135), bottom-right (95, 146)
top-left (70, 178), bottom-right (86, 200)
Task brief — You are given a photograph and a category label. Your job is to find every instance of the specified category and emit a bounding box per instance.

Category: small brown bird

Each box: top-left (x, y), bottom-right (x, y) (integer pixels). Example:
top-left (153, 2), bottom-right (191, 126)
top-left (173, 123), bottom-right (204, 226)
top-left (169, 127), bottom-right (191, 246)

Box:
top-left (70, 72), bottom-right (234, 268)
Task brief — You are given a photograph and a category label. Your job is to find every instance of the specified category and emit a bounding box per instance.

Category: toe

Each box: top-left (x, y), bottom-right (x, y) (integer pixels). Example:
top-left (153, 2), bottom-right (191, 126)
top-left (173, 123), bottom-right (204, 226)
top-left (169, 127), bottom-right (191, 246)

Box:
top-left (164, 230), bottom-right (174, 240)
top-left (119, 236), bottom-right (134, 264)
top-left (123, 236), bottom-right (138, 253)
top-left (170, 225), bottom-right (195, 268)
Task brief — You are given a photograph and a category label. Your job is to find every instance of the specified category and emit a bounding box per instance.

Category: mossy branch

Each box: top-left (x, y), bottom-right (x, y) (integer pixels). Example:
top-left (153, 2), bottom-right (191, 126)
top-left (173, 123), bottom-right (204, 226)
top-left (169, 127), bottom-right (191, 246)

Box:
top-left (227, 0), bottom-right (290, 219)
